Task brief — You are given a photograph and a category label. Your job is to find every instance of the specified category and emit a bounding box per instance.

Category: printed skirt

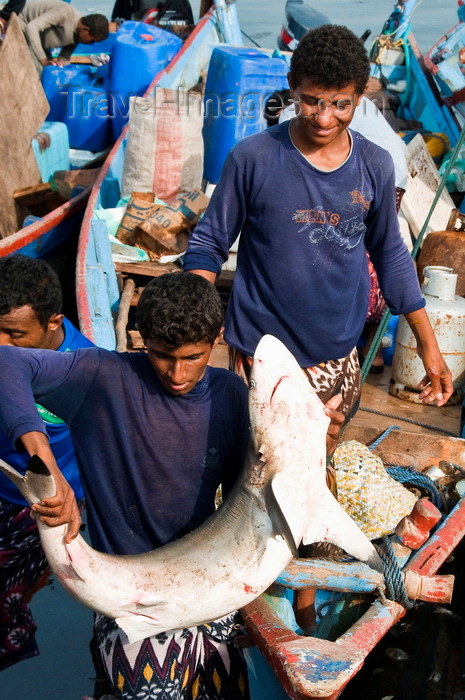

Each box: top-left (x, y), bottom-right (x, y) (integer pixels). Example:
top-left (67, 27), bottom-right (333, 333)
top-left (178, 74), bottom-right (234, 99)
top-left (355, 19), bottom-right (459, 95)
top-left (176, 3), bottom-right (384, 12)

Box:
top-left (0, 499), bottom-right (49, 669)
top-left (94, 612), bottom-right (250, 700)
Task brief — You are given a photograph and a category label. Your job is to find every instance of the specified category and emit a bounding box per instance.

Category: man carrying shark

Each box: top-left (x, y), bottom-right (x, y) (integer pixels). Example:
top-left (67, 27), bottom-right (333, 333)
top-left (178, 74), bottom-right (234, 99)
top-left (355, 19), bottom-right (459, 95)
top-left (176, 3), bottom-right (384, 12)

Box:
top-left (0, 273), bottom-right (251, 699)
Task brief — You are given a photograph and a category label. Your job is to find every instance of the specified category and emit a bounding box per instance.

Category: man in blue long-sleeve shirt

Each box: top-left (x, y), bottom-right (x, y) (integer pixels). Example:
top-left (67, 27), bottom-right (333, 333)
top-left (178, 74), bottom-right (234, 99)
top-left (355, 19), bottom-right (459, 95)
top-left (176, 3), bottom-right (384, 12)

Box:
top-left (0, 272), bottom-right (250, 699)
top-left (0, 254), bottom-right (93, 670)
top-left (184, 24), bottom-right (453, 420)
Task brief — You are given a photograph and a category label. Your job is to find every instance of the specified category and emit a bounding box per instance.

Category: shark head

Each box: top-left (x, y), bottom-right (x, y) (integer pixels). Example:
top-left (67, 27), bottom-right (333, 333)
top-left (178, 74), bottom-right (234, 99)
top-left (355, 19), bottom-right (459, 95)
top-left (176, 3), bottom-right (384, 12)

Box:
top-left (249, 335), bottom-right (329, 466)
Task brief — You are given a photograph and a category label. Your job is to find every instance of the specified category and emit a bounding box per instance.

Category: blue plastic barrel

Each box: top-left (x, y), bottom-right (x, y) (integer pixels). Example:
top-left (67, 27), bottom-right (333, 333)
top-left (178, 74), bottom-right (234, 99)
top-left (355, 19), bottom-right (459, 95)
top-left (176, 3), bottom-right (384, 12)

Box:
top-left (203, 47), bottom-right (290, 184)
top-left (73, 31), bottom-right (117, 57)
top-left (42, 65), bottom-right (112, 152)
top-left (42, 64), bottom-right (86, 121)
top-left (109, 21), bottom-right (183, 139)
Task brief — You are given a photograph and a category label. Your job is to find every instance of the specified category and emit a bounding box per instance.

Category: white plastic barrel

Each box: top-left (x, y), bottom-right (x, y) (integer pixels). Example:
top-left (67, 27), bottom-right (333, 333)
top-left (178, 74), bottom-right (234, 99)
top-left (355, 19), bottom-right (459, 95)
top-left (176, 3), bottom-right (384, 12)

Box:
top-left (389, 266), bottom-right (465, 404)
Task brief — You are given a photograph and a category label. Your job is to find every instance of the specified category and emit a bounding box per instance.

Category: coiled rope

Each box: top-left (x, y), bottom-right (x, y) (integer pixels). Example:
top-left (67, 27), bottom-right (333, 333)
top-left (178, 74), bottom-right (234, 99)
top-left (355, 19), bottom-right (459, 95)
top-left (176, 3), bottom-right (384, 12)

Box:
top-left (385, 466), bottom-right (443, 510)
top-left (376, 537), bottom-right (415, 608)
top-left (367, 425), bottom-right (443, 606)
top-left (368, 425), bottom-right (443, 509)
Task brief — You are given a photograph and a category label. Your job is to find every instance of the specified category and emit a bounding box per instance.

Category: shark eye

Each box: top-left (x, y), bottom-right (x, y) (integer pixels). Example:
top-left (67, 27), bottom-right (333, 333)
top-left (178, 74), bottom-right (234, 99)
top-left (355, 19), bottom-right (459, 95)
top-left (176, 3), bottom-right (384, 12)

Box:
top-left (248, 379), bottom-right (256, 390)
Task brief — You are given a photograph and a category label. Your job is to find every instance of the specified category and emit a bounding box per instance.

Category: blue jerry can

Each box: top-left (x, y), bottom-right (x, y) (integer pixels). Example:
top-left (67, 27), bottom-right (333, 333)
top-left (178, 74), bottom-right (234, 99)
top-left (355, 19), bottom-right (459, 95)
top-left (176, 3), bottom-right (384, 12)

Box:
top-left (203, 47), bottom-right (290, 184)
top-left (109, 21), bottom-right (182, 139)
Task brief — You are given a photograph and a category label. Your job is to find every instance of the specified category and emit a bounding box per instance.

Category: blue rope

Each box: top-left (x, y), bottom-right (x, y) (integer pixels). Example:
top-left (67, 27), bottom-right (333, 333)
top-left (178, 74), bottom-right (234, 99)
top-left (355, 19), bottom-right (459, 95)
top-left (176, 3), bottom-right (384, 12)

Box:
top-left (368, 425), bottom-right (401, 451)
top-left (377, 537), bottom-right (415, 608)
top-left (368, 425), bottom-right (443, 510)
top-left (385, 466), bottom-right (443, 510)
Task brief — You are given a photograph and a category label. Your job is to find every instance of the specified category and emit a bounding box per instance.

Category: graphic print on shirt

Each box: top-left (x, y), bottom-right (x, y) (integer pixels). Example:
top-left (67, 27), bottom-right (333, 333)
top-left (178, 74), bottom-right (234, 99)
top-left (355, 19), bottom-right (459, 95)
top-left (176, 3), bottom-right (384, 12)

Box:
top-left (202, 447), bottom-right (220, 472)
top-left (292, 189), bottom-right (372, 251)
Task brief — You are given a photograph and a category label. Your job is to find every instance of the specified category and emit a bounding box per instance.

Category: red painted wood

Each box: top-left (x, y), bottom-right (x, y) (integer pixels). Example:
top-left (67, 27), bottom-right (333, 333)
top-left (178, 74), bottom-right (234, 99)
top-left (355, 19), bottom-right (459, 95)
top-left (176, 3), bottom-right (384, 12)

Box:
top-left (0, 188), bottom-right (89, 256)
top-left (242, 495), bottom-right (465, 698)
top-left (407, 496), bottom-right (465, 575)
top-left (395, 498), bottom-right (441, 549)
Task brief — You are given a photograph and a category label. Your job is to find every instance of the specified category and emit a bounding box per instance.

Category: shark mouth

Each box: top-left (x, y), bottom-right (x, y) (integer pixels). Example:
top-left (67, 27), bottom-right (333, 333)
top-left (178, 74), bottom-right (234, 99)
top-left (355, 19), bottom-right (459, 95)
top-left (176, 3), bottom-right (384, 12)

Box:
top-left (270, 375), bottom-right (292, 405)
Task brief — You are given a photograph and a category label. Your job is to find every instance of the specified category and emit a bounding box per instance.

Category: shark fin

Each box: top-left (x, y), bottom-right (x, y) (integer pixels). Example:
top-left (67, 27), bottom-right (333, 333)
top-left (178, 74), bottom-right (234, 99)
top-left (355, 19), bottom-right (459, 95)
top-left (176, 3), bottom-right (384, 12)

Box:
top-left (264, 479), bottom-right (299, 558)
top-left (302, 491), bottom-right (384, 573)
top-left (64, 538), bottom-right (96, 582)
top-left (116, 614), bottom-right (166, 645)
top-left (27, 454), bottom-right (51, 477)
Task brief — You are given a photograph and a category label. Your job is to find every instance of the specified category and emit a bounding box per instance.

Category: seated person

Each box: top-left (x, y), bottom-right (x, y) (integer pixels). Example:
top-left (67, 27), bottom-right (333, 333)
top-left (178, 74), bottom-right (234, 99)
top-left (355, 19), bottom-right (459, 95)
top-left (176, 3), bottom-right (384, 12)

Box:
top-left (0, 254), bottom-right (93, 670)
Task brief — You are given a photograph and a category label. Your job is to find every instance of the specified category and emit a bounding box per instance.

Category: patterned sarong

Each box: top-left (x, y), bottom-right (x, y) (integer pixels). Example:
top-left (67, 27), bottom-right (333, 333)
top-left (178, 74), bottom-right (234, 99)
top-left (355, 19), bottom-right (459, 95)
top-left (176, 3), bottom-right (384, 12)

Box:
top-left (0, 499), bottom-right (49, 670)
top-left (94, 612), bottom-right (250, 700)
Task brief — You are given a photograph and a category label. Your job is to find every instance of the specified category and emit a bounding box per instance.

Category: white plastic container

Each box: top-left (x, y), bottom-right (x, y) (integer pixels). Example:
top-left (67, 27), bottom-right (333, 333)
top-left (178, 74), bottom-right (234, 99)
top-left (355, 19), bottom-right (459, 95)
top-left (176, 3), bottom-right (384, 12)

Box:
top-left (389, 266), bottom-right (465, 404)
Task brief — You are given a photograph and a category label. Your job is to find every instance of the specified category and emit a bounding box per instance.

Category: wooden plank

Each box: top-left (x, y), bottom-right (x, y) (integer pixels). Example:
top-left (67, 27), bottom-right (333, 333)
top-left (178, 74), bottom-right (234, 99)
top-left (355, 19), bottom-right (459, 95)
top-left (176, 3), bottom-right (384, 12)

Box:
top-left (13, 182), bottom-right (67, 217)
top-left (347, 369), bottom-right (461, 439)
top-left (0, 14), bottom-right (50, 237)
top-left (69, 55), bottom-right (93, 64)
top-left (114, 261), bottom-right (182, 276)
top-left (115, 278), bottom-right (136, 352)
top-left (344, 424), bottom-right (465, 470)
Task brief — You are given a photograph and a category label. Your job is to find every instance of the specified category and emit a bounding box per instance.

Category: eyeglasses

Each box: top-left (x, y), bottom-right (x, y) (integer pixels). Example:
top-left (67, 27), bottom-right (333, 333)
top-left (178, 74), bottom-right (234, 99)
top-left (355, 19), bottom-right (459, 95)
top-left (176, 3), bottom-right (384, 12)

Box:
top-left (294, 94), bottom-right (355, 117)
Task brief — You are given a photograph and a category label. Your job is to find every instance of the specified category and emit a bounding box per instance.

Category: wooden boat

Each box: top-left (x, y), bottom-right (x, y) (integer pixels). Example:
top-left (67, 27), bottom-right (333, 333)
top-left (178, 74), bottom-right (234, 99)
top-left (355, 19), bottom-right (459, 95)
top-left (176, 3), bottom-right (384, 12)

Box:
top-left (77, 0), bottom-right (244, 347)
top-left (7, 2), bottom-right (465, 697)
top-left (0, 8), bottom-right (220, 281)
top-left (368, 1), bottom-right (461, 146)
top-left (241, 419), bottom-right (465, 699)
top-left (424, 14), bottom-right (465, 127)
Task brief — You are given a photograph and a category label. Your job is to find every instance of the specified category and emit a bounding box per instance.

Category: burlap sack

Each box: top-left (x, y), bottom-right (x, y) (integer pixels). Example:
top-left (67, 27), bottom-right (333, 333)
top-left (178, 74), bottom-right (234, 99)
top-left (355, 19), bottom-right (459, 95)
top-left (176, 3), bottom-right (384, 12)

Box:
top-left (333, 440), bottom-right (417, 540)
top-left (121, 89), bottom-right (204, 202)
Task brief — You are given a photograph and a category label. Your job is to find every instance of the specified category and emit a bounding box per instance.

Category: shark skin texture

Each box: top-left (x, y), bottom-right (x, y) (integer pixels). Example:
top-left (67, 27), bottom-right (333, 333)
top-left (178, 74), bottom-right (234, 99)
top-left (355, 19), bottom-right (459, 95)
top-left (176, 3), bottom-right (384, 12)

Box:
top-left (0, 334), bottom-right (382, 644)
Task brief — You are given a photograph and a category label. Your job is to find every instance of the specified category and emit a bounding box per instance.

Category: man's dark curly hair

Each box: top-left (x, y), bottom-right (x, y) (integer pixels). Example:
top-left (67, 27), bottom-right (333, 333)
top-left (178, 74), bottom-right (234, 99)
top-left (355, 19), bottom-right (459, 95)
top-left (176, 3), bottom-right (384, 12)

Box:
top-left (0, 255), bottom-right (62, 328)
top-left (289, 24), bottom-right (370, 95)
top-left (81, 14), bottom-right (110, 41)
top-left (136, 273), bottom-right (223, 347)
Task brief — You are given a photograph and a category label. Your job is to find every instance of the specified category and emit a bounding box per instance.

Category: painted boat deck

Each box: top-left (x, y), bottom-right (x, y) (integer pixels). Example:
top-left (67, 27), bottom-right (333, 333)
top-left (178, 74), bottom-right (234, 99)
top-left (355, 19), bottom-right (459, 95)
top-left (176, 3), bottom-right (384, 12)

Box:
top-left (348, 367), bottom-right (462, 439)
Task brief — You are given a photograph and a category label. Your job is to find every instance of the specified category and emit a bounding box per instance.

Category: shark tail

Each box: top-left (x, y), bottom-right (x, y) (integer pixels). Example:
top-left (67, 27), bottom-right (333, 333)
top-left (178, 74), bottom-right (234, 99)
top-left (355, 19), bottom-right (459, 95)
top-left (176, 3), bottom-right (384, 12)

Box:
top-left (0, 456), bottom-right (29, 497)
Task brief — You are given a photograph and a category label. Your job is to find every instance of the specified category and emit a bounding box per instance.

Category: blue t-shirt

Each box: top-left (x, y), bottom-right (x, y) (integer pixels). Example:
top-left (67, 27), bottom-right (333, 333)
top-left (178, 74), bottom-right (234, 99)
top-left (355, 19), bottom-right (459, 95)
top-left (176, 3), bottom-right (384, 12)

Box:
top-left (0, 317), bottom-right (93, 506)
top-left (0, 346), bottom-right (250, 556)
top-left (184, 122), bottom-right (424, 366)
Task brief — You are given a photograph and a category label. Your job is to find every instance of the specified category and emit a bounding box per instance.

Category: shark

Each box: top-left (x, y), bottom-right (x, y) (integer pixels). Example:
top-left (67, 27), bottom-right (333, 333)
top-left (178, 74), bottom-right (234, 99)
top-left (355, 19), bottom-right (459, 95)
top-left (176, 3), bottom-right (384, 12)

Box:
top-left (0, 334), bottom-right (382, 644)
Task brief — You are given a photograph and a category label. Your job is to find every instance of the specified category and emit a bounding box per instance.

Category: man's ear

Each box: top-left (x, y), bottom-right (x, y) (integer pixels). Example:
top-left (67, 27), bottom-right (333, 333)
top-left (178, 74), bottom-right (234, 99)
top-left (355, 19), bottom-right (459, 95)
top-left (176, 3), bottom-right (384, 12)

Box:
top-left (212, 328), bottom-right (224, 350)
top-left (212, 326), bottom-right (224, 350)
top-left (47, 313), bottom-right (64, 332)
